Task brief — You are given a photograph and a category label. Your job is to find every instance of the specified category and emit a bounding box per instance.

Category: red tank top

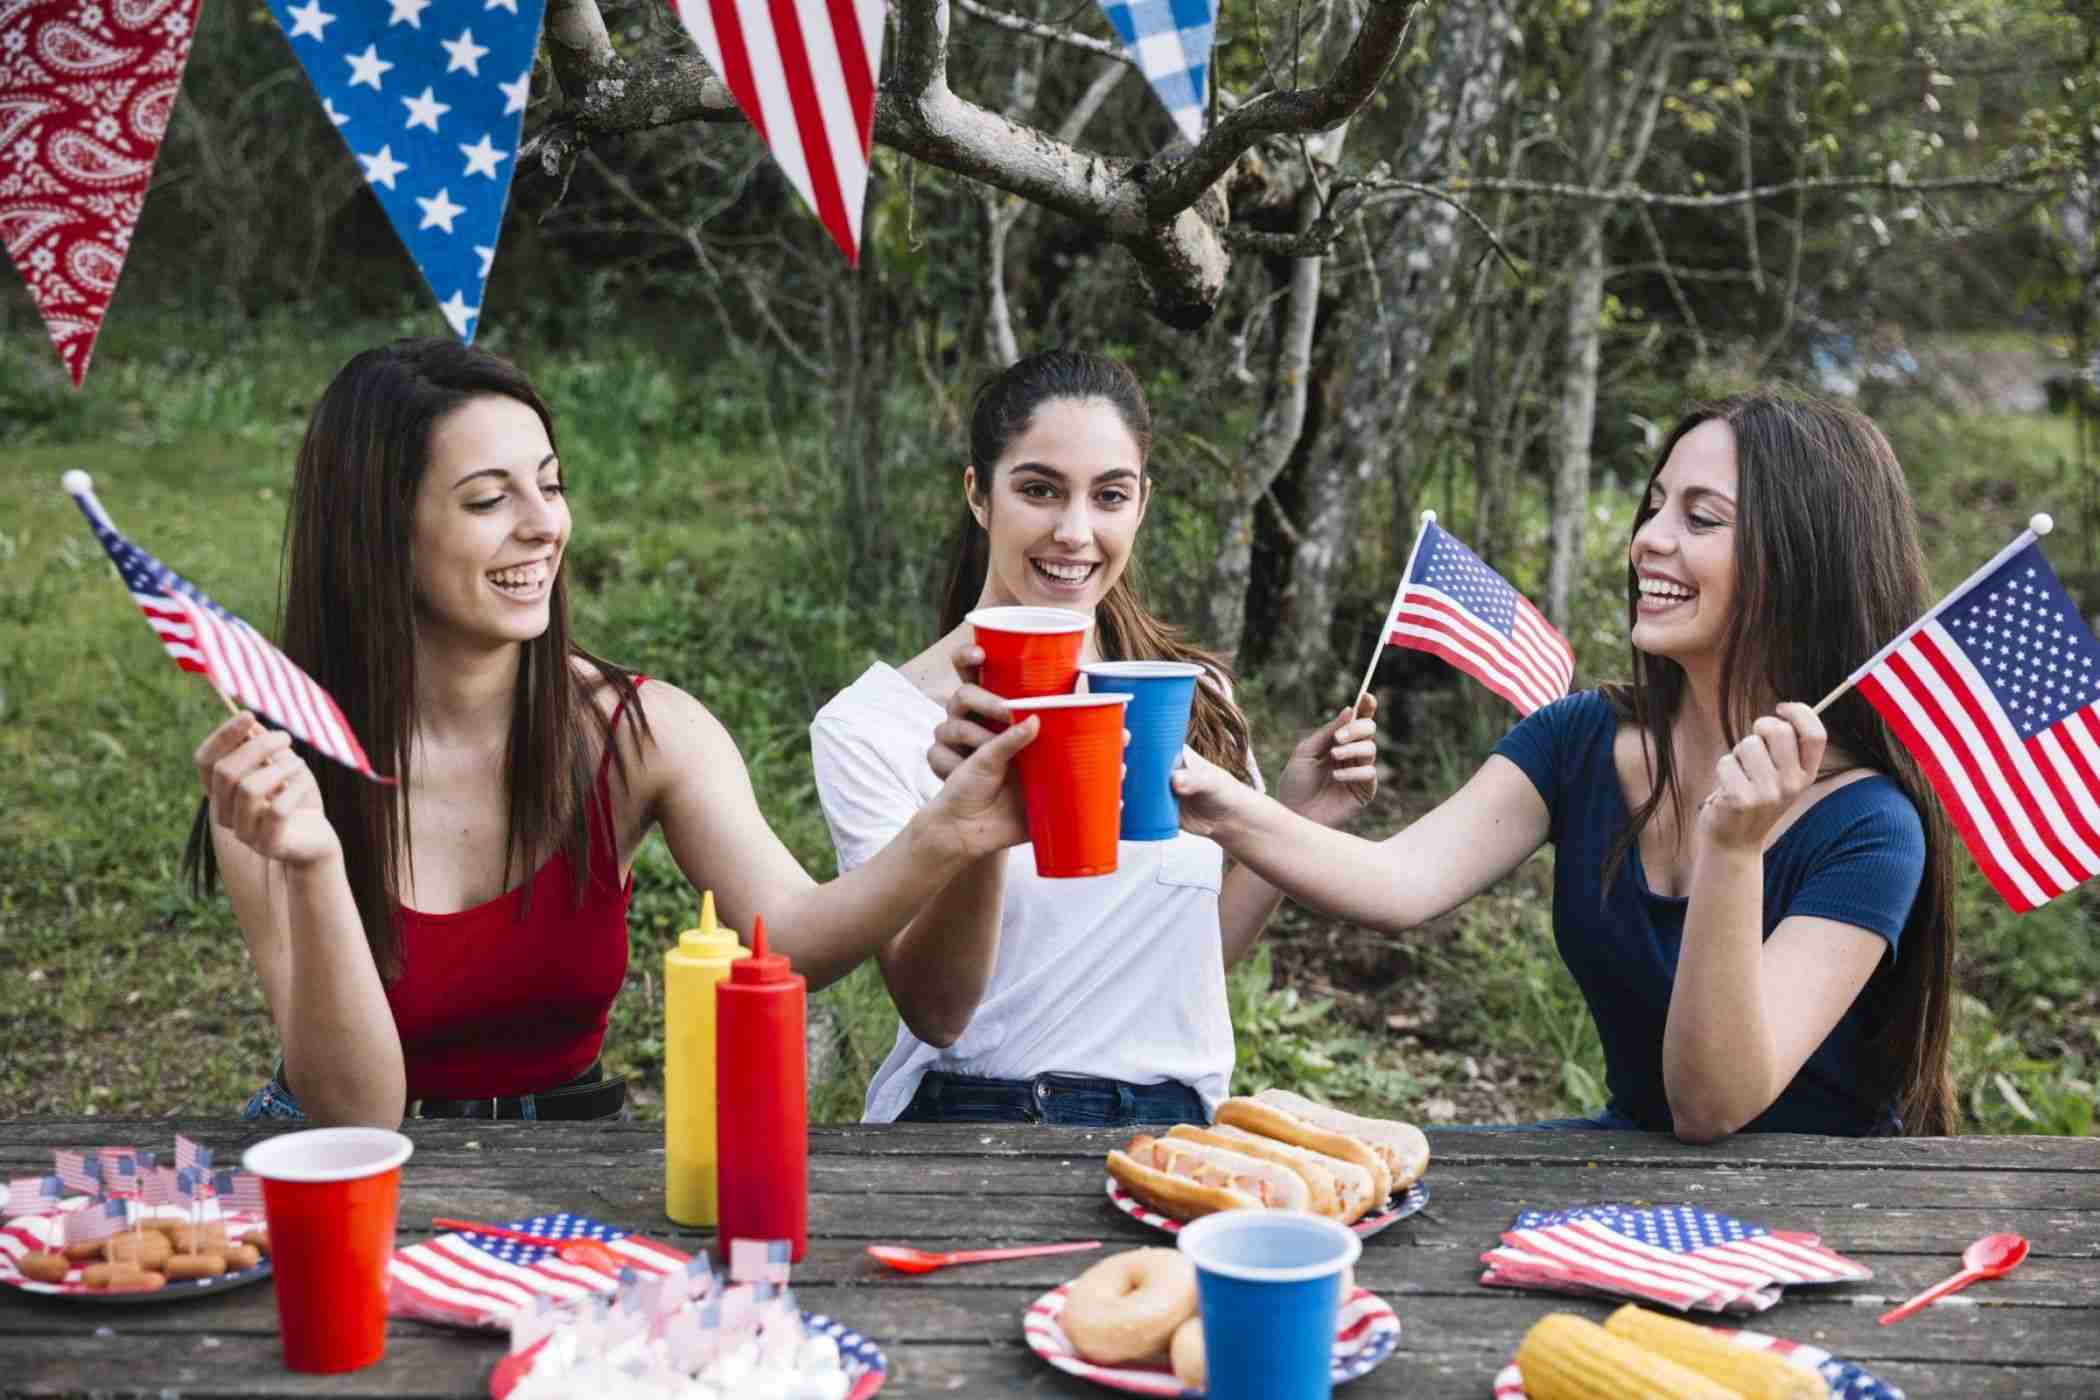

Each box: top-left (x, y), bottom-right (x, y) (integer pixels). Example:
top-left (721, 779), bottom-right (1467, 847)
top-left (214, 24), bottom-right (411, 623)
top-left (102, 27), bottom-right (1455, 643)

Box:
top-left (385, 688), bottom-right (641, 1099)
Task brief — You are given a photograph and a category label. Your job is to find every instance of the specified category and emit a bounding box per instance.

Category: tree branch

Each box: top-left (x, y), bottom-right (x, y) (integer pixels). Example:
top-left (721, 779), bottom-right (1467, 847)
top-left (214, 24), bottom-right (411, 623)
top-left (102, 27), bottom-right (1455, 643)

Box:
top-left (952, 0), bottom-right (1125, 64)
top-left (1441, 167), bottom-right (2062, 208)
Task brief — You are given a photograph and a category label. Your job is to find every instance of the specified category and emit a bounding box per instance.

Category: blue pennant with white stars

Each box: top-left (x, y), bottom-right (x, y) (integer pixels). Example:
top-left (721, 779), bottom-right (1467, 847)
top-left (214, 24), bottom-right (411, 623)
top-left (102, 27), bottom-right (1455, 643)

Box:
top-left (265, 0), bottom-right (542, 340)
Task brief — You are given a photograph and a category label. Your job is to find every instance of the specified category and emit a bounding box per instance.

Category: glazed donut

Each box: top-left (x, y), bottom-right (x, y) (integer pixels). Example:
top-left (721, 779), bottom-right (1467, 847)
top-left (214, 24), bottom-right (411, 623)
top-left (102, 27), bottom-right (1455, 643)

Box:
top-left (1169, 1315), bottom-right (1206, 1388)
top-left (1059, 1248), bottom-right (1198, 1366)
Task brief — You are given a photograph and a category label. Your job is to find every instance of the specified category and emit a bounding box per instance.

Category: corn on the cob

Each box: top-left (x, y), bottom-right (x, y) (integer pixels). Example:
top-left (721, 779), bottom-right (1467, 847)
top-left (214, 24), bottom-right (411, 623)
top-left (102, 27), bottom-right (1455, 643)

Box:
top-left (1604, 1305), bottom-right (1827, 1400)
top-left (1515, 1313), bottom-right (1744, 1400)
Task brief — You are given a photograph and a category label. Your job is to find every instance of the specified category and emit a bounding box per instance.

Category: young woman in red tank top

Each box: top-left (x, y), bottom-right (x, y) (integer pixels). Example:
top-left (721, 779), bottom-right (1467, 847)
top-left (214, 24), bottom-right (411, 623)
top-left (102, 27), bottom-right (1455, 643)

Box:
top-left (186, 340), bottom-right (1039, 1129)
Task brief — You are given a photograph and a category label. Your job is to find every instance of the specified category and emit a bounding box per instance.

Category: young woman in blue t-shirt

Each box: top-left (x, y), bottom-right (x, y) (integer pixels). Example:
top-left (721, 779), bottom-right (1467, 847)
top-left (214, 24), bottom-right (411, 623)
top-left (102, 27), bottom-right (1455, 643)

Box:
top-left (1169, 392), bottom-right (1958, 1140)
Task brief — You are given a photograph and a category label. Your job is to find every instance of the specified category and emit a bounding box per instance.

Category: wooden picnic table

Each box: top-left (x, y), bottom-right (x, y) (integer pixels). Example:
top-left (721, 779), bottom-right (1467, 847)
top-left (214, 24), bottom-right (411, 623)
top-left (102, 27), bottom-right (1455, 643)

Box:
top-left (3, 1117), bottom-right (2095, 1396)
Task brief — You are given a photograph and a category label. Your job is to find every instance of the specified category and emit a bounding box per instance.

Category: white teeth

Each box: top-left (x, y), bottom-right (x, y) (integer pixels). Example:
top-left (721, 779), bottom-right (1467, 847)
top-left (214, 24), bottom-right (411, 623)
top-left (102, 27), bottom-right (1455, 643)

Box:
top-left (1640, 580), bottom-right (1693, 601)
top-left (1033, 560), bottom-right (1095, 582)
top-left (488, 563), bottom-right (547, 589)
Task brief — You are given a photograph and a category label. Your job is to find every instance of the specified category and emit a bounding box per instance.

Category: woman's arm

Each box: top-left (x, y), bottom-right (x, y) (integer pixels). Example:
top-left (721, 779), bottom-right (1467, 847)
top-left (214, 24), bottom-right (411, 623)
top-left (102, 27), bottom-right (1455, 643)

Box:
top-left (1217, 696), bottom-right (1381, 965)
top-left (1663, 704), bottom-right (1892, 1143)
top-left (645, 680), bottom-right (1035, 991)
top-left (1176, 747), bottom-right (1553, 935)
top-left (196, 715), bottom-right (406, 1128)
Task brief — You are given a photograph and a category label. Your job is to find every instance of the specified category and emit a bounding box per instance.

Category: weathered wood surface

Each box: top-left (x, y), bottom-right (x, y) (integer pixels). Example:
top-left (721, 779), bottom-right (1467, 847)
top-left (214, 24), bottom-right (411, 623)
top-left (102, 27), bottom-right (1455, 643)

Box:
top-left (3, 1118), bottom-right (2094, 1397)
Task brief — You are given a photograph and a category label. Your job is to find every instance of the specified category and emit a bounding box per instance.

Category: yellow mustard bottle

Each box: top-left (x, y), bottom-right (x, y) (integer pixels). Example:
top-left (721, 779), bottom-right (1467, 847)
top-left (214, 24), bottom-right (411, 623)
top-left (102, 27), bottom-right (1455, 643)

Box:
top-left (664, 890), bottom-right (748, 1226)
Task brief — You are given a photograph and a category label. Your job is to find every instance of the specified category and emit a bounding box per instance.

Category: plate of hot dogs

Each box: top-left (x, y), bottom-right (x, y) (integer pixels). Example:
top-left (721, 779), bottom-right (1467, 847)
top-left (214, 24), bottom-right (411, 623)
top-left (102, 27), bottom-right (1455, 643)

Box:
top-left (1106, 1089), bottom-right (1430, 1238)
top-left (1025, 1245), bottom-right (1401, 1396)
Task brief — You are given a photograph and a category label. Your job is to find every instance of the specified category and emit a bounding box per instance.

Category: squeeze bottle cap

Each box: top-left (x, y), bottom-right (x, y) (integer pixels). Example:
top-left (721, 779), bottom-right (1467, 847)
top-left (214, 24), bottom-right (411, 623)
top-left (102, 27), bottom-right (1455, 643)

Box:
top-left (730, 914), bottom-right (796, 984)
top-left (678, 890), bottom-right (745, 959)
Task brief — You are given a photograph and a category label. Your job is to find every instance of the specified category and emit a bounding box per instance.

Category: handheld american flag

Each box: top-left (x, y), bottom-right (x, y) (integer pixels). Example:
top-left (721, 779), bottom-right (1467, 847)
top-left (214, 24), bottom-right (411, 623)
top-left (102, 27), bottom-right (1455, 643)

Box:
top-left (62, 472), bottom-right (391, 785)
top-left (1361, 512), bottom-right (1576, 715)
top-left (1827, 514), bottom-right (2100, 912)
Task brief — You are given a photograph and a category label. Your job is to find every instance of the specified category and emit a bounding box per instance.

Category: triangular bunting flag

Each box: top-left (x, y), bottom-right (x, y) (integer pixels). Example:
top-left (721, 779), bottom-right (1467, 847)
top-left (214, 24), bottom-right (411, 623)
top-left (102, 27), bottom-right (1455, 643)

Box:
top-left (263, 0), bottom-right (542, 341)
top-left (0, 0), bottom-right (203, 386)
top-left (1097, 0), bottom-right (1214, 145)
top-left (664, 0), bottom-right (883, 265)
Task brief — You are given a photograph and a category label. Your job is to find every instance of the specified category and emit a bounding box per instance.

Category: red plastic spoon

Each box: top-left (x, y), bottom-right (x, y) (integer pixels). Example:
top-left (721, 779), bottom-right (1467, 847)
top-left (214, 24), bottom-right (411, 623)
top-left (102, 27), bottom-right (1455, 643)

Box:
top-left (867, 1241), bottom-right (1103, 1275)
top-left (1878, 1232), bottom-right (2029, 1325)
top-left (430, 1217), bottom-right (627, 1275)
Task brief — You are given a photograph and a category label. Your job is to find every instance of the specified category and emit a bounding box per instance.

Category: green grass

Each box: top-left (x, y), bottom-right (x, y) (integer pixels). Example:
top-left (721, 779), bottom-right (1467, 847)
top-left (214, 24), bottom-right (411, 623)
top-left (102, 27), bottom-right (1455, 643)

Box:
top-left (1, 313), bottom-right (2091, 1137)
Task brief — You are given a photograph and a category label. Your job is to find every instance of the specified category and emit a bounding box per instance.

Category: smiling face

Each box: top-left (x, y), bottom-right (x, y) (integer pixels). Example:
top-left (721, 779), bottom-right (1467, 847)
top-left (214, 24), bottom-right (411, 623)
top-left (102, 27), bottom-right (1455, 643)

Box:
top-left (1629, 416), bottom-right (1740, 670)
top-left (966, 396), bottom-right (1148, 615)
top-left (410, 393), bottom-right (568, 651)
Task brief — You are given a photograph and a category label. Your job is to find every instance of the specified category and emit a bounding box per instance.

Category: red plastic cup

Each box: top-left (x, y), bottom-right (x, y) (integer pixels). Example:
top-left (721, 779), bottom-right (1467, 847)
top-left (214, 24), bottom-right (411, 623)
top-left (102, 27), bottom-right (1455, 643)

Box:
top-left (241, 1127), bottom-right (414, 1373)
top-left (966, 606), bottom-right (1091, 700)
top-left (1004, 691), bottom-right (1132, 878)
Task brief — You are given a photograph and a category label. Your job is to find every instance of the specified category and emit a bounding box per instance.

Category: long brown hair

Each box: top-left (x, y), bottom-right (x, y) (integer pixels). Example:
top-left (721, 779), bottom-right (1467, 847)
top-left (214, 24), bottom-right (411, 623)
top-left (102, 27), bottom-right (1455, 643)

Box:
top-left (184, 339), bottom-right (646, 980)
top-left (1602, 391), bottom-right (1957, 1135)
top-left (937, 350), bottom-right (1254, 784)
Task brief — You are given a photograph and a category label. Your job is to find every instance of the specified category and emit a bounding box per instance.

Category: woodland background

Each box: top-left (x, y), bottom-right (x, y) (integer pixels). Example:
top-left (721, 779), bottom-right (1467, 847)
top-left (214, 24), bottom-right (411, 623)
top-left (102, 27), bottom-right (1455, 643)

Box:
top-left (1, 0), bottom-right (2095, 1132)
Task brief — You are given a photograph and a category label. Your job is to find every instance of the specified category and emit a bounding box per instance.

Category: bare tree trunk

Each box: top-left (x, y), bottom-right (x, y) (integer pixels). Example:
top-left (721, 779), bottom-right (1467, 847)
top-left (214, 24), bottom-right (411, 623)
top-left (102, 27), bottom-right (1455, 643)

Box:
top-left (1267, 0), bottom-right (1514, 696)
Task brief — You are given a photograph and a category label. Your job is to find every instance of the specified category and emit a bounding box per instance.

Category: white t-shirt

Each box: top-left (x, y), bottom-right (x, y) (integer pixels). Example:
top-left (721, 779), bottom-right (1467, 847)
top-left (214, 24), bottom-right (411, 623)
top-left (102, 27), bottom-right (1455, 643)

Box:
top-left (811, 661), bottom-right (1251, 1123)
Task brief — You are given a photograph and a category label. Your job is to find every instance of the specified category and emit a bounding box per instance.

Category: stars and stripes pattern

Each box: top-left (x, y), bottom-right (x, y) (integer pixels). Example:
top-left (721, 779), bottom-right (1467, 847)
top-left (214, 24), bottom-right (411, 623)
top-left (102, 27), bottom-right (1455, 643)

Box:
top-left (173, 1135), bottom-right (212, 1173)
top-left (1381, 518), bottom-right (1574, 716)
top-left (141, 1168), bottom-right (180, 1209)
top-left (665, 0), bottom-right (884, 264)
top-left (1480, 1204), bottom-right (1870, 1314)
top-left (388, 1212), bottom-right (692, 1329)
top-left (62, 1198), bottom-right (127, 1247)
top-left (264, 0), bottom-right (545, 340)
top-left (1848, 533), bottom-right (2100, 912)
top-left (1097, 0), bottom-right (1216, 144)
top-left (1024, 1281), bottom-right (1400, 1395)
top-left (52, 1151), bottom-right (99, 1195)
top-left (66, 475), bottom-right (390, 784)
top-left (3, 1177), bottom-right (63, 1218)
top-left (214, 1170), bottom-right (268, 1214)
top-left (1494, 1325), bottom-right (1906, 1399)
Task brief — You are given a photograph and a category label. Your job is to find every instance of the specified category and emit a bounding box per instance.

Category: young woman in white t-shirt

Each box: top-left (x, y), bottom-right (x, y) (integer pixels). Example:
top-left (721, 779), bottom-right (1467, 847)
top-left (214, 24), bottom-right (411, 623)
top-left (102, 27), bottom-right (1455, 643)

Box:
top-left (811, 349), bottom-right (1379, 1125)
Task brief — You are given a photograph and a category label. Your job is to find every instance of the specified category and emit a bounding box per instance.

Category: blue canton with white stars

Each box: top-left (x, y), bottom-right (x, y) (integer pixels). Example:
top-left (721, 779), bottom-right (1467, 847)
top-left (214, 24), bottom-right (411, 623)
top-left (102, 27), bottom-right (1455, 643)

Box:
top-left (1937, 542), bottom-right (2100, 741)
top-left (265, 0), bottom-right (544, 340)
top-left (1513, 1203), bottom-right (1769, 1248)
top-left (1410, 521), bottom-right (1519, 636)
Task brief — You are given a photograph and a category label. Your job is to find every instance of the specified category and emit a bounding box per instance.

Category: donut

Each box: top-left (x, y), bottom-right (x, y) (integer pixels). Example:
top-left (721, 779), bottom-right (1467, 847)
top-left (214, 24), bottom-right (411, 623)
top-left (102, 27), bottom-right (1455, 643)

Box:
top-left (16, 1252), bottom-right (68, 1283)
top-left (1058, 1248), bottom-right (1198, 1366)
top-left (1169, 1315), bottom-right (1206, 1388)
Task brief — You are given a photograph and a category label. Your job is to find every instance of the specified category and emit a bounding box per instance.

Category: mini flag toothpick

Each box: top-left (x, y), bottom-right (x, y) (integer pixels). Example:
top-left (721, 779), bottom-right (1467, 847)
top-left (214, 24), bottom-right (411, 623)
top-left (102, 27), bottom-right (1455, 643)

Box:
top-left (0, 0), bottom-right (204, 384)
top-left (64, 472), bottom-right (392, 784)
top-left (664, 0), bottom-right (884, 265)
top-left (173, 1135), bottom-right (212, 1173)
top-left (4, 1175), bottom-right (64, 1217)
top-left (52, 1150), bottom-right (99, 1195)
top-left (1822, 514), bottom-right (2100, 913)
top-left (262, 0), bottom-right (544, 340)
top-left (1361, 512), bottom-right (1576, 715)
top-left (1095, 0), bottom-right (1216, 144)
top-left (214, 1169), bottom-right (267, 1213)
top-left (64, 1196), bottom-right (128, 1246)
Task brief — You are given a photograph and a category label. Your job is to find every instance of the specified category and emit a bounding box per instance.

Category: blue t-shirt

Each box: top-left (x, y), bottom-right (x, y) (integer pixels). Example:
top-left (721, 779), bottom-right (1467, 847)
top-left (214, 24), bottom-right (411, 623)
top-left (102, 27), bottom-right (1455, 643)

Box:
top-left (1492, 691), bottom-right (1925, 1136)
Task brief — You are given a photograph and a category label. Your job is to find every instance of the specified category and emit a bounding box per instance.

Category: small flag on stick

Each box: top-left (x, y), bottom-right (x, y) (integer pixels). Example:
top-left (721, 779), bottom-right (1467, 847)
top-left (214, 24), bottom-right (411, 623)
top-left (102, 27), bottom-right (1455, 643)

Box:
top-left (1360, 512), bottom-right (1576, 715)
top-left (1814, 514), bottom-right (2100, 912)
top-left (4, 1176), bottom-right (64, 1217)
top-left (53, 1151), bottom-right (100, 1195)
top-left (63, 472), bottom-right (392, 785)
top-left (214, 1169), bottom-right (267, 1214)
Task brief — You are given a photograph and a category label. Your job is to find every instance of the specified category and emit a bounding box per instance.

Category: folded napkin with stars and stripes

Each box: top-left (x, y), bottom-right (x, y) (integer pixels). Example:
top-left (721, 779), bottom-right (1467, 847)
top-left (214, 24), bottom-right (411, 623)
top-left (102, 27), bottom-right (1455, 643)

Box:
top-left (388, 1213), bottom-right (692, 1329)
top-left (1480, 1204), bottom-right (1872, 1314)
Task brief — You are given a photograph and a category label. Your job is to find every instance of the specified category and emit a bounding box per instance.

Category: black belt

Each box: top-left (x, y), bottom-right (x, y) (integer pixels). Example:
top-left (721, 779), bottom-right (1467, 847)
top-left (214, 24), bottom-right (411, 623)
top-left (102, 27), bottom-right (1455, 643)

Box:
top-left (412, 1063), bottom-right (628, 1121)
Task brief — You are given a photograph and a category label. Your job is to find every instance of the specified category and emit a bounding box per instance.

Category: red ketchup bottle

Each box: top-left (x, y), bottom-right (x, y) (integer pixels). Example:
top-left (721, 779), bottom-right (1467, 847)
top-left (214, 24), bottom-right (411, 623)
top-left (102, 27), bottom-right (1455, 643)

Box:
top-left (713, 913), bottom-right (808, 1263)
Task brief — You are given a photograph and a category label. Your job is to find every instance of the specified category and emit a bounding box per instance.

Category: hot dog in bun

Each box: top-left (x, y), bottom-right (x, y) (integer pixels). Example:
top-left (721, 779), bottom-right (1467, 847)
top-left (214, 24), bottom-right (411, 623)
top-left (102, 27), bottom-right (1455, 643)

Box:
top-left (1106, 1134), bottom-right (1312, 1223)
top-left (1170, 1122), bottom-right (1384, 1225)
top-left (1244, 1088), bottom-right (1431, 1191)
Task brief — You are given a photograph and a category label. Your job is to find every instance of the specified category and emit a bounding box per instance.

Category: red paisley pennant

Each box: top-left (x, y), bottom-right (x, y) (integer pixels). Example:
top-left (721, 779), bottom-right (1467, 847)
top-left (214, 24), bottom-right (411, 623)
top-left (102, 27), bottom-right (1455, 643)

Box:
top-left (0, 0), bottom-right (198, 385)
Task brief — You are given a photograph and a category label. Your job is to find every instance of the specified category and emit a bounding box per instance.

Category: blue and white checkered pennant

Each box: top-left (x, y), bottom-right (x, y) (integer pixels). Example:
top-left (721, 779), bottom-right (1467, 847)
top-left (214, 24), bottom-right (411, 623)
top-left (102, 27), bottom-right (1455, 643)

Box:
top-left (264, 0), bottom-right (544, 340)
top-left (1096, 0), bottom-right (1215, 144)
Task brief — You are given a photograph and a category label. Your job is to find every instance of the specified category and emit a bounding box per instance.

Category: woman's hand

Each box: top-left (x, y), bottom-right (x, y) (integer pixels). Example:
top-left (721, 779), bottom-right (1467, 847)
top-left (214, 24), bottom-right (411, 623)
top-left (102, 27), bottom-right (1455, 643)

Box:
top-left (925, 643), bottom-right (1038, 858)
top-left (1698, 702), bottom-right (1828, 853)
top-left (194, 713), bottom-right (342, 869)
top-left (1170, 744), bottom-right (1257, 841)
top-left (1276, 693), bottom-right (1380, 829)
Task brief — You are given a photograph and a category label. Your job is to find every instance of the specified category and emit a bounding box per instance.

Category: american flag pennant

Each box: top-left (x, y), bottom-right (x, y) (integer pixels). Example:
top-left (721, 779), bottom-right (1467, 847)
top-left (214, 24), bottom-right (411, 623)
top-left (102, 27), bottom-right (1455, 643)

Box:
top-left (3, 1176), bottom-right (64, 1218)
top-left (64, 473), bottom-right (392, 785)
top-left (1096, 0), bottom-right (1216, 144)
top-left (1363, 513), bottom-right (1575, 716)
top-left (0, 0), bottom-right (204, 385)
top-left (262, 0), bottom-right (545, 340)
top-left (52, 1151), bottom-right (99, 1195)
top-left (663, 0), bottom-right (884, 264)
top-left (388, 1212), bottom-right (691, 1330)
top-left (213, 1169), bottom-right (267, 1214)
top-left (1836, 517), bottom-right (2100, 912)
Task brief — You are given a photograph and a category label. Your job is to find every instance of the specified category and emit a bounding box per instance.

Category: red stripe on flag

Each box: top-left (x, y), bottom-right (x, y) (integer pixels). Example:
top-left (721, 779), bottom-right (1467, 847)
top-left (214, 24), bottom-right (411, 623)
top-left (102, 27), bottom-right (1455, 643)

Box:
top-left (1404, 593), bottom-right (1560, 703)
top-left (820, 0), bottom-right (874, 152)
top-left (704, 0), bottom-right (770, 144)
top-left (761, 0), bottom-right (853, 260)
top-left (1392, 592), bottom-right (1562, 714)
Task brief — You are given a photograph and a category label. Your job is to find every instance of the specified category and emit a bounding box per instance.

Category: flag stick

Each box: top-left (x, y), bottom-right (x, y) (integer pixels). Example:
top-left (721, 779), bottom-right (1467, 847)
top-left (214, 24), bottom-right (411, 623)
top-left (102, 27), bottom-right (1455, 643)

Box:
top-left (1808, 513), bottom-right (2054, 717)
top-left (1355, 511), bottom-right (1437, 707)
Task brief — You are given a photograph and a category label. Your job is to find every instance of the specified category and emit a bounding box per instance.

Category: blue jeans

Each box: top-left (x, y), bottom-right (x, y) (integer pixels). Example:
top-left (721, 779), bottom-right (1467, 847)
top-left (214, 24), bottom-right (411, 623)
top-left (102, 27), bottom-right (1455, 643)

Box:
top-left (897, 1070), bottom-right (1208, 1126)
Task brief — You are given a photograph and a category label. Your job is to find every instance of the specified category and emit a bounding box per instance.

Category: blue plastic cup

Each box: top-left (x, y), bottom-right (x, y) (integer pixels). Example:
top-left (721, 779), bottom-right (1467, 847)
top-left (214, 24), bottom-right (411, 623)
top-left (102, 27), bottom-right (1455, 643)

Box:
top-left (1177, 1210), bottom-right (1361, 1400)
top-left (1078, 661), bottom-right (1203, 841)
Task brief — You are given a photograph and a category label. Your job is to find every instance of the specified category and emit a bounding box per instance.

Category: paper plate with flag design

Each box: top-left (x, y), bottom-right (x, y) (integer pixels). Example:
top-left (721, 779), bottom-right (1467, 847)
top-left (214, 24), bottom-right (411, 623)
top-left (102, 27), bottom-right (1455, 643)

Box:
top-left (1492, 1325), bottom-right (1906, 1399)
top-left (0, 1202), bottom-right (272, 1303)
top-left (1025, 1279), bottom-right (1400, 1395)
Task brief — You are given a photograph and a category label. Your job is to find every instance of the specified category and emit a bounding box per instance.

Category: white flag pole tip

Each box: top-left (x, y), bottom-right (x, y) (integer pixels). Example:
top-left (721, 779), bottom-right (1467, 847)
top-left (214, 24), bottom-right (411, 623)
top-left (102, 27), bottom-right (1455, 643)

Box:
top-left (2030, 513), bottom-right (2053, 536)
top-left (62, 470), bottom-right (92, 496)
top-left (1421, 509), bottom-right (1437, 523)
